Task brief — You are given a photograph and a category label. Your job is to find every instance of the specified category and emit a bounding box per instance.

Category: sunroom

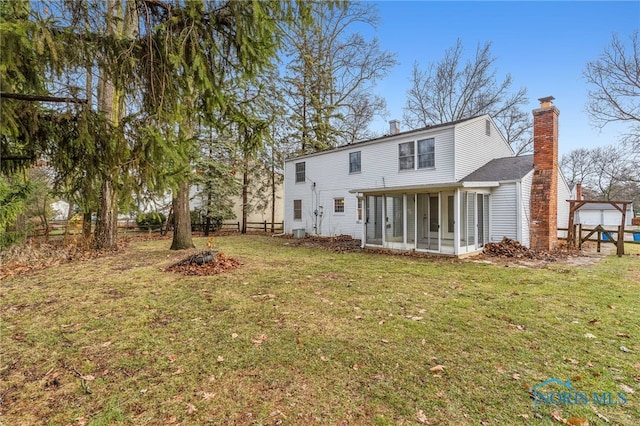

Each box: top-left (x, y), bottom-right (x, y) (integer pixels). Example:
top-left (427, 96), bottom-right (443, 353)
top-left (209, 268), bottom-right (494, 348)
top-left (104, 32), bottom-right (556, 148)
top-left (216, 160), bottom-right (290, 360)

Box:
top-left (352, 183), bottom-right (494, 256)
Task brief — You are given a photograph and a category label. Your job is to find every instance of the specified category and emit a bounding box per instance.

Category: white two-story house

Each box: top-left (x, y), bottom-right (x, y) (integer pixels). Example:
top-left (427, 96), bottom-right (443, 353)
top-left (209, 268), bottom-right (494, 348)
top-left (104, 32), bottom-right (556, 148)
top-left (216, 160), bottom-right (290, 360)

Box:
top-left (284, 97), bottom-right (573, 256)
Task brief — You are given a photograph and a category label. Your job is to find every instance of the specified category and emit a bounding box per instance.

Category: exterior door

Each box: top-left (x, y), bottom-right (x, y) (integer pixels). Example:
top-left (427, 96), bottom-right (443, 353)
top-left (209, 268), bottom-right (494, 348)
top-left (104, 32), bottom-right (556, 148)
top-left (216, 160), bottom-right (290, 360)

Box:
top-left (417, 193), bottom-right (440, 251)
top-left (366, 195), bottom-right (383, 245)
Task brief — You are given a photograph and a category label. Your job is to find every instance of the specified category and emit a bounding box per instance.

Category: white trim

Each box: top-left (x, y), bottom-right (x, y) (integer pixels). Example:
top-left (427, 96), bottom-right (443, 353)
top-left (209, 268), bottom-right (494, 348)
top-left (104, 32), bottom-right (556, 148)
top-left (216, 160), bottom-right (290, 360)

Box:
top-left (462, 181), bottom-right (500, 188)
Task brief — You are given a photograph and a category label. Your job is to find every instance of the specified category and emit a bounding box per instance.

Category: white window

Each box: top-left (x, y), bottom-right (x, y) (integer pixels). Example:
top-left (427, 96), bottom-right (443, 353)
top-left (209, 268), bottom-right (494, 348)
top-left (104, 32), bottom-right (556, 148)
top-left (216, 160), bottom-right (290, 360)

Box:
top-left (357, 198), bottom-right (363, 221)
top-left (349, 151), bottom-right (361, 174)
top-left (295, 162), bottom-right (305, 183)
top-left (293, 200), bottom-right (302, 220)
top-left (334, 198), bottom-right (345, 213)
top-left (485, 119), bottom-right (491, 136)
top-left (399, 142), bottom-right (414, 170)
top-left (417, 138), bottom-right (435, 168)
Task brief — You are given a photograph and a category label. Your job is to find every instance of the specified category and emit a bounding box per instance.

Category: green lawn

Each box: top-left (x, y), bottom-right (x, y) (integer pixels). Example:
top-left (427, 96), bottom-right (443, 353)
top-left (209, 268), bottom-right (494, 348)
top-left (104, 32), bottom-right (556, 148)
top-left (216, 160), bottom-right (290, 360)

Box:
top-left (1, 235), bottom-right (638, 425)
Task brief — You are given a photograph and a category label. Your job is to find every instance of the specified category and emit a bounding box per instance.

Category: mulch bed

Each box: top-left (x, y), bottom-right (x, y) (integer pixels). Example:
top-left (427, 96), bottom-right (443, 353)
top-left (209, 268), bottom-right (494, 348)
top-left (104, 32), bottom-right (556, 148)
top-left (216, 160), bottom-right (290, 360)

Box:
top-left (164, 250), bottom-right (242, 276)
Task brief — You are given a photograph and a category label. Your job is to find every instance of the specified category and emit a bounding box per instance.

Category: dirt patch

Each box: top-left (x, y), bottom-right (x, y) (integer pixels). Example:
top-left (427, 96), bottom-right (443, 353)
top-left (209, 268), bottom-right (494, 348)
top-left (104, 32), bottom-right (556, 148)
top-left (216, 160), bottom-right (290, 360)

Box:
top-left (164, 251), bottom-right (242, 276)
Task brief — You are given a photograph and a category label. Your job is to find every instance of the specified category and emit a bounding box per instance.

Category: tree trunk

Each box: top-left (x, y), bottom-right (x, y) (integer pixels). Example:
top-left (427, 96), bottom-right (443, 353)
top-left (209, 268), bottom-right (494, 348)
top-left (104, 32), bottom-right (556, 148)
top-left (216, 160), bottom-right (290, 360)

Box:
top-left (270, 158), bottom-right (276, 233)
top-left (170, 180), bottom-right (194, 250)
top-left (241, 157), bottom-right (249, 234)
top-left (95, 179), bottom-right (118, 250)
top-left (204, 190), bottom-right (212, 236)
top-left (82, 211), bottom-right (92, 244)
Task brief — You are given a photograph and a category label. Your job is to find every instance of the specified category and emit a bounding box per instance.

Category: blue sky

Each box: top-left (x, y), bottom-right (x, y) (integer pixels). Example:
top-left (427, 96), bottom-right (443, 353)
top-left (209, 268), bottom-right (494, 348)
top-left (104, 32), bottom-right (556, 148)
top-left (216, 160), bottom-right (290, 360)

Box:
top-left (364, 1), bottom-right (640, 156)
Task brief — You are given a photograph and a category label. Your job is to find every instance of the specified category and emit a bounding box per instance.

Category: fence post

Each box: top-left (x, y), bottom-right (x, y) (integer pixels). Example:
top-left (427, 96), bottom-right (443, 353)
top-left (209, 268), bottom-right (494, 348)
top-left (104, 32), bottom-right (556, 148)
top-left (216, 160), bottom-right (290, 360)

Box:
top-left (264, 220), bottom-right (267, 232)
top-left (237, 222), bottom-right (240, 232)
top-left (578, 224), bottom-right (582, 249)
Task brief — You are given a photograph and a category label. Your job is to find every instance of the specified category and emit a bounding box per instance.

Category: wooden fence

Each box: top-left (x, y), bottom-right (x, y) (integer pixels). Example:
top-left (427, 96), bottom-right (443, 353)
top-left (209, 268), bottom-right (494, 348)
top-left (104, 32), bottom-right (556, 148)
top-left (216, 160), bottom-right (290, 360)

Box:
top-left (559, 225), bottom-right (640, 254)
top-left (28, 219), bottom-right (285, 237)
top-left (219, 221), bottom-right (284, 233)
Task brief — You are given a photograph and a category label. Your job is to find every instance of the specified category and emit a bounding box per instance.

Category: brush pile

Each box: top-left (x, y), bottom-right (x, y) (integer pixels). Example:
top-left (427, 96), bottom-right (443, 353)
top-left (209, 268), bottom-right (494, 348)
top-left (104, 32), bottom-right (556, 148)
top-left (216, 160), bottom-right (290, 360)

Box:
top-left (482, 237), bottom-right (557, 261)
top-left (165, 250), bottom-right (241, 275)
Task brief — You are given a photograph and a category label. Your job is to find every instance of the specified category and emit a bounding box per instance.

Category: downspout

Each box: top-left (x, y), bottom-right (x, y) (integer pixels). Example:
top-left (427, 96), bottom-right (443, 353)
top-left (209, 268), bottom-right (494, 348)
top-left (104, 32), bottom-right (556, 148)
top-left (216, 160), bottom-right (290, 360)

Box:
top-left (516, 180), bottom-right (522, 242)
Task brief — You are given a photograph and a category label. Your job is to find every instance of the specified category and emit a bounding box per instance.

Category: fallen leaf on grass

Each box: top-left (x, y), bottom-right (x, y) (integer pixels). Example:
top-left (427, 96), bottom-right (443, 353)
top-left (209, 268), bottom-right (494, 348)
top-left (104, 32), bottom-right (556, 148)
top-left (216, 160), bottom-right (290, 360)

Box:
top-left (251, 334), bottom-right (268, 347)
top-left (588, 318), bottom-right (598, 324)
top-left (186, 403), bottom-right (197, 415)
top-left (584, 333), bottom-right (596, 339)
top-left (634, 363), bottom-right (640, 371)
top-left (216, 356), bottom-right (224, 363)
top-left (320, 356), bottom-right (329, 362)
top-left (619, 383), bottom-right (634, 394)
top-left (429, 365), bottom-right (445, 372)
top-left (415, 409), bottom-right (430, 424)
top-left (567, 417), bottom-right (589, 426)
top-left (82, 374), bottom-right (95, 381)
top-left (512, 373), bottom-right (521, 380)
top-left (495, 365), bottom-right (506, 373)
top-left (616, 332), bottom-right (631, 338)
top-left (620, 346), bottom-right (633, 353)
top-left (550, 410), bottom-right (565, 423)
top-left (231, 333), bottom-right (238, 339)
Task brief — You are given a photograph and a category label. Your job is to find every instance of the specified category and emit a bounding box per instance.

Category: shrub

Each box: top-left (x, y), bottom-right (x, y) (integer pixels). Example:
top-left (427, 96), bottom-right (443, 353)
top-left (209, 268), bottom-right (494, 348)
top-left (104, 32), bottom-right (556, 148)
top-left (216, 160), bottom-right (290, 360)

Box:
top-left (136, 212), bottom-right (166, 231)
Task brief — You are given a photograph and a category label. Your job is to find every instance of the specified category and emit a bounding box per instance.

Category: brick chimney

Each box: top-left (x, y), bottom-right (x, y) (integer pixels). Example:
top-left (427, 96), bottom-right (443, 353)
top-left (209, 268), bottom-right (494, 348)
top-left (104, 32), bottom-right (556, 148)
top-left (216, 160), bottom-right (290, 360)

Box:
top-left (389, 120), bottom-right (400, 135)
top-left (530, 96), bottom-right (559, 251)
top-left (576, 183), bottom-right (583, 201)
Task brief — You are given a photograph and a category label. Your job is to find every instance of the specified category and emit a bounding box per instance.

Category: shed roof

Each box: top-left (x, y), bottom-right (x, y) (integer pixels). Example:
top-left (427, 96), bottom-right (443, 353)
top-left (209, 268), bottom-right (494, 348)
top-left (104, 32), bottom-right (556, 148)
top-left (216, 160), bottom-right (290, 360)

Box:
top-left (578, 202), bottom-right (634, 211)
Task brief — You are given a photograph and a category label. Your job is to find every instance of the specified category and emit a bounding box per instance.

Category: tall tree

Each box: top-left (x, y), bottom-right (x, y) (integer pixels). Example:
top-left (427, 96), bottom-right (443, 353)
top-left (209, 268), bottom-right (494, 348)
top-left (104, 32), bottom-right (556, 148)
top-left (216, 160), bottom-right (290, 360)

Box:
top-left (403, 39), bottom-right (531, 154)
top-left (135, 1), bottom-right (310, 249)
top-left (585, 31), bottom-right (640, 151)
top-left (561, 144), bottom-right (639, 206)
top-left (281, 1), bottom-right (397, 153)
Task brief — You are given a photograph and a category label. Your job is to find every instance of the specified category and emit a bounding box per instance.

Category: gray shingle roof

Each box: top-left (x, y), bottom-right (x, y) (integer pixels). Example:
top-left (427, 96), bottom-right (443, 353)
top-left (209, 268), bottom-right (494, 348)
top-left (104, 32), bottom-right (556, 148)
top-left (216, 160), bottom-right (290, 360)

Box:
top-left (460, 155), bottom-right (533, 182)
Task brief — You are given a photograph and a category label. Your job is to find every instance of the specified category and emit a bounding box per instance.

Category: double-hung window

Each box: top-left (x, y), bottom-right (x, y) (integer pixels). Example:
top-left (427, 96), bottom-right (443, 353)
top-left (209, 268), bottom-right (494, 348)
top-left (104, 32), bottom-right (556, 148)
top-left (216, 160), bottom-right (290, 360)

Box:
top-left (295, 162), bottom-right (305, 183)
top-left (293, 200), bottom-right (302, 220)
top-left (349, 151), bottom-right (361, 174)
top-left (417, 138), bottom-right (435, 168)
top-left (399, 142), bottom-right (415, 170)
top-left (334, 198), bottom-right (345, 213)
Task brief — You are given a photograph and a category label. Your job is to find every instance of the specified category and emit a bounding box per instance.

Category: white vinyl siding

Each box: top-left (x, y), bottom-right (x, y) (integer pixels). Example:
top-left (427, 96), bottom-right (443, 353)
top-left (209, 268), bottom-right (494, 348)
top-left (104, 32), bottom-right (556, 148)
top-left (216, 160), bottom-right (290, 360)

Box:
top-left (283, 122), bottom-right (461, 237)
top-left (454, 116), bottom-right (514, 181)
top-left (557, 170), bottom-right (572, 240)
top-left (519, 171), bottom-right (533, 248)
top-left (490, 183), bottom-right (518, 243)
